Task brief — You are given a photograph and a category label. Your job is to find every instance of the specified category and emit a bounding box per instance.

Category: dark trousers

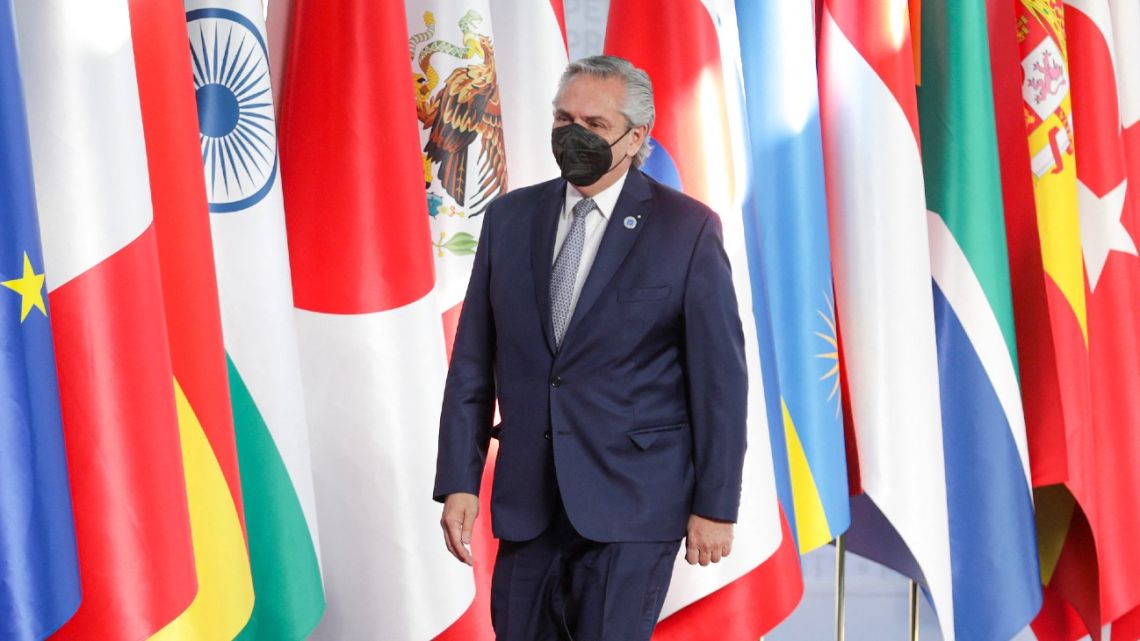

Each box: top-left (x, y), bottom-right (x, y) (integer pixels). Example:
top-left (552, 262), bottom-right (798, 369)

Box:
top-left (490, 503), bottom-right (681, 641)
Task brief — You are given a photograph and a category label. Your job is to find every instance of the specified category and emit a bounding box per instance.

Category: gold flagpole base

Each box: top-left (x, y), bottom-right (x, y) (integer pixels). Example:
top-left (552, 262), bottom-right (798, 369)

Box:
top-left (836, 535), bottom-right (846, 641)
top-left (908, 580), bottom-right (920, 641)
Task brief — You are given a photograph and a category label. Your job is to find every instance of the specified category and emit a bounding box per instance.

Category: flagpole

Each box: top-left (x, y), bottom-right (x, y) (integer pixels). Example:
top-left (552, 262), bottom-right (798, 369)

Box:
top-left (836, 535), bottom-right (847, 641)
top-left (908, 580), bottom-right (920, 641)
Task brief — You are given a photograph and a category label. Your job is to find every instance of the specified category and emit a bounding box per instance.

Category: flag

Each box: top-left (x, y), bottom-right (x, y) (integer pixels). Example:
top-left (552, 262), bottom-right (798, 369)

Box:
top-left (605, 1), bottom-right (804, 637)
top-left (1008, 1), bottom-right (1106, 637)
top-left (985, 0), bottom-right (1094, 636)
top-left (818, 1), bottom-right (957, 639)
top-left (0, 0), bottom-right (80, 635)
top-left (736, 0), bottom-right (850, 555)
top-left (406, 0), bottom-right (506, 328)
top-left (406, 3), bottom-right (507, 638)
top-left (918, 0), bottom-right (1043, 638)
top-left (1103, 0), bottom-right (1140, 627)
top-left (1073, 0), bottom-right (1140, 624)
top-left (128, 0), bottom-right (261, 637)
top-left (1013, 0), bottom-right (1091, 484)
top-left (988, 0), bottom-right (1069, 495)
top-left (186, 2), bottom-right (327, 638)
top-left (1105, 3), bottom-right (1140, 637)
top-left (13, 0), bottom-right (198, 637)
top-left (279, 0), bottom-right (471, 637)
top-left (430, 1), bottom-right (568, 638)
top-left (489, 0), bottom-right (567, 193)
top-left (1057, 0), bottom-right (1140, 634)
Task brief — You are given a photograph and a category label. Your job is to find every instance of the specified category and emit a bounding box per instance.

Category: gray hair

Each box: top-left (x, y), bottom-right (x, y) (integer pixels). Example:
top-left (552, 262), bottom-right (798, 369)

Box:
top-left (554, 55), bottom-right (655, 167)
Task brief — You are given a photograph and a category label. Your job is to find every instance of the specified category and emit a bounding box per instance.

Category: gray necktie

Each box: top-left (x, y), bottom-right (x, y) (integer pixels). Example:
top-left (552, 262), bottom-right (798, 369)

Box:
top-left (550, 198), bottom-right (595, 347)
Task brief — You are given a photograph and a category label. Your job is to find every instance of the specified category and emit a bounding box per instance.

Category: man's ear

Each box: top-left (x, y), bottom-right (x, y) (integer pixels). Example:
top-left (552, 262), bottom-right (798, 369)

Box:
top-left (628, 125), bottom-right (648, 160)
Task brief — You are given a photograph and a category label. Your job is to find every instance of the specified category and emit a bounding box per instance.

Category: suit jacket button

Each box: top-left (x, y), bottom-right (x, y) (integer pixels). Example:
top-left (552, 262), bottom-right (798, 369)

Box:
top-left (544, 431), bottom-right (552, 440)
top-left (550, 376), bottom-right (562, 388)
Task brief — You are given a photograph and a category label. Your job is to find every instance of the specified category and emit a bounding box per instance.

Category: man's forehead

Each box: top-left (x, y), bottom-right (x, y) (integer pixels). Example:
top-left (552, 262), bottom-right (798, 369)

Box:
top-left (555, 75), bottom-right (624, 112)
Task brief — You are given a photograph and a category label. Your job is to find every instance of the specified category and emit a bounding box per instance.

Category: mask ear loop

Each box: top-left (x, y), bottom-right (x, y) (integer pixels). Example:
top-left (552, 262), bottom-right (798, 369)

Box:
top-left (604, 126), bottom-right (635, 173)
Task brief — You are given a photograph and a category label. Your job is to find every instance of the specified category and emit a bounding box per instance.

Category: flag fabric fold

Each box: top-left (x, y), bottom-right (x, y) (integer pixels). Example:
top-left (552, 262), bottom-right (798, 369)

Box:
top-left (0, 0), bottom-right (81, 636)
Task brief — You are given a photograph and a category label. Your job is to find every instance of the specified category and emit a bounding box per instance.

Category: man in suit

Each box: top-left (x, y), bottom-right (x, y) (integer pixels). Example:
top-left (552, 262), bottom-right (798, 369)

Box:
top-left (434, 55), bottom-right (748, 641)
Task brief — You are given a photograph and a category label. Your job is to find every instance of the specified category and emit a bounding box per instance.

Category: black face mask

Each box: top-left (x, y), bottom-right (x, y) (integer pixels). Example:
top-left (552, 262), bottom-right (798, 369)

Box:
top-left (550, 123), bottom-right (632, 186)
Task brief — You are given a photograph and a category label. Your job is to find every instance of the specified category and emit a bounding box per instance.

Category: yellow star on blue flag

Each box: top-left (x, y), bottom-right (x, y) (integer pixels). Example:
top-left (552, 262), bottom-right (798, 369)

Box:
top-left (2, 251), bottom-right (46, 322)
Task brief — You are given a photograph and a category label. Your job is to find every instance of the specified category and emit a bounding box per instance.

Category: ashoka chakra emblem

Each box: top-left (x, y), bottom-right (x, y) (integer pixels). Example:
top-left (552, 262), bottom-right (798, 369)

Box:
top-left (187, 8), bottom-right (277, 213)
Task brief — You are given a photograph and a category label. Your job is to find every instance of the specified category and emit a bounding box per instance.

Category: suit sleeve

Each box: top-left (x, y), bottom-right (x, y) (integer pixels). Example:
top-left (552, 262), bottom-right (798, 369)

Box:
top-left (433, 207), bottom-right (497, 502)
top-left (683, 213), bottom-right (748, 522)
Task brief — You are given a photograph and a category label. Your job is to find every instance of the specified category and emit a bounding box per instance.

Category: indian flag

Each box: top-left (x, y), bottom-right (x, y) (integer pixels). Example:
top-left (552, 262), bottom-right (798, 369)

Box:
top-left (186, 1), bottom-right (327, 638)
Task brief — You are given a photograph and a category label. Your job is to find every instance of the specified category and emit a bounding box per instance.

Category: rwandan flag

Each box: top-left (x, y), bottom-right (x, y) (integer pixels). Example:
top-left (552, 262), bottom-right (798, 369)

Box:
top-left (918, 0), bottom-right (1042, 638)
top-left (736, 0), bottom-right (850, 554)
top-left (0, 0), bottom-right (81, 637)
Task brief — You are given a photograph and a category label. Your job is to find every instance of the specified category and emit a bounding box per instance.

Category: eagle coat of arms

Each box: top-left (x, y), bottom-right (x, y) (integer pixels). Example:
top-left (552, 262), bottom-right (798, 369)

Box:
top-left (410, 9), bottom-right (509, 247)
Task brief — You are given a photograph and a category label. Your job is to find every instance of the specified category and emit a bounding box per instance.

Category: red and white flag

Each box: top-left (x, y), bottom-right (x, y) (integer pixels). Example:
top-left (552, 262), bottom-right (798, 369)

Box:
top-left (818, 2), bottom-right (957, 639)
top-left (1063, 0), bottom-right (1140, 636)
top-left (1106, 17), bottom-right (1140, 637)
top-left (278, 1), bottom-right (469, 638)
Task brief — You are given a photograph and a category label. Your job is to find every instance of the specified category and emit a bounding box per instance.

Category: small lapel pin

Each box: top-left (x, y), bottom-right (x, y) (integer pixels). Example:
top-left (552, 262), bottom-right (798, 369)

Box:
top-left (624, 216), bottom-right (638, 229)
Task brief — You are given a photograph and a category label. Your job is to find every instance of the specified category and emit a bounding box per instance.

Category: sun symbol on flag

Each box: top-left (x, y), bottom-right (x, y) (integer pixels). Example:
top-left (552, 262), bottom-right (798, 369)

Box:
top-left (187, 8), bottom-right (277, 213)
top-left (815, 291), bottom-right (842, 417)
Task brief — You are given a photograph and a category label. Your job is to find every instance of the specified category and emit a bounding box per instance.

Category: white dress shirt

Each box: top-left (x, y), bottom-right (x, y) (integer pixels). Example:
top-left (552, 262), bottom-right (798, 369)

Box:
top-left (551, 170), bottom-right (628, 324)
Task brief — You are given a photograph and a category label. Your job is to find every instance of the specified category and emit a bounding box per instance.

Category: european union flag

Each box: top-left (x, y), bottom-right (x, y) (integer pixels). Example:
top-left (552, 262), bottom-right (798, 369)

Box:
top-left (0, 0), bottom-right (82, 637)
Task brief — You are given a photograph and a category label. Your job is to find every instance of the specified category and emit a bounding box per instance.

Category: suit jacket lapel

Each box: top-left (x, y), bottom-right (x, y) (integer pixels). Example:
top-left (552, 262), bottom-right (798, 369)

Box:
top-left (562, 169), bottom-right (654, 345)
top-left (531, 179), bottom-right (565, 355)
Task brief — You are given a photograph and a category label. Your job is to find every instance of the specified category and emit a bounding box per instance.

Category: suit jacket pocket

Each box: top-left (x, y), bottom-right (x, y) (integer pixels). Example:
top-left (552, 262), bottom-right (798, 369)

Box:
top-left (618, 286), bottom-right (671, 302)
top-left (627, 422), bottom-right (689, 450)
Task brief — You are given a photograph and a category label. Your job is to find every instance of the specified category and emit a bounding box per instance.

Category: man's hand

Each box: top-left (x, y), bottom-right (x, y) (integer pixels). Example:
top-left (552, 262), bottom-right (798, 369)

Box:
top-left (441, 492), bottom-right (479, 565)
top-left (684, 514), bottom-right (734, 566)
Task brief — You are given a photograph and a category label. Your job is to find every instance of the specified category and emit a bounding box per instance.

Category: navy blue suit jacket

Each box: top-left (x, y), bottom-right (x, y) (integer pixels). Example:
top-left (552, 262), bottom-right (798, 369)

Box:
top-left (433, 168), bottom-right (748, 543)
